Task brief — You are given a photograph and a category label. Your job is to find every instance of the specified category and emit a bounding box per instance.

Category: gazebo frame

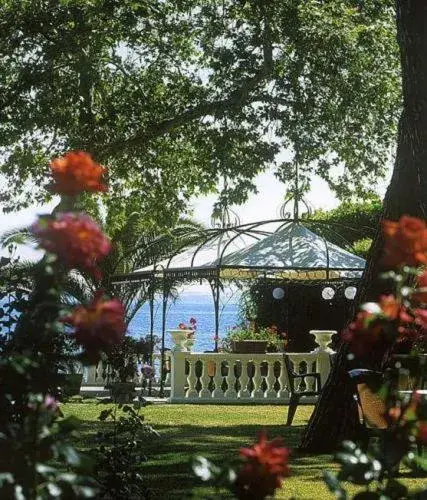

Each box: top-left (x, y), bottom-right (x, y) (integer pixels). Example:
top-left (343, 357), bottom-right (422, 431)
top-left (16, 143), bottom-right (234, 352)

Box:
top-left (112, 217), bottom-right (367, 396)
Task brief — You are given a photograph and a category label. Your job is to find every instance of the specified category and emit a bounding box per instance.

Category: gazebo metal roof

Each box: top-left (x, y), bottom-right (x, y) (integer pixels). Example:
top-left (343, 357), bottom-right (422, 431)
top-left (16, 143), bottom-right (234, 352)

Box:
top-left (113, 218), bottom-right (365, 283)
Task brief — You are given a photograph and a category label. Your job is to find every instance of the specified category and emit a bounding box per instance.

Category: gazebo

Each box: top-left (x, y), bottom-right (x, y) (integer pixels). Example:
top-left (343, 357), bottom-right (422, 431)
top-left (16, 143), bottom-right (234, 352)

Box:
top-left (112, 215), bottom-right (366, 393)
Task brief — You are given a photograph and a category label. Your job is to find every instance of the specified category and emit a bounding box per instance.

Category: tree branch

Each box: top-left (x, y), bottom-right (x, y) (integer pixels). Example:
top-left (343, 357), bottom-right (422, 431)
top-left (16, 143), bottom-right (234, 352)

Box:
top-left (100, 2), bottom-right (274, 157)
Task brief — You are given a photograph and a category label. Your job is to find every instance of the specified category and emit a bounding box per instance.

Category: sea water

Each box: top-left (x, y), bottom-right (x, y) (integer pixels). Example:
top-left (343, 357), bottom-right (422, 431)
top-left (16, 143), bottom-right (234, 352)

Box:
top-left (0, 292), bottom-right (240, 353)
top-left (128, 292), bottom-right (239, 352)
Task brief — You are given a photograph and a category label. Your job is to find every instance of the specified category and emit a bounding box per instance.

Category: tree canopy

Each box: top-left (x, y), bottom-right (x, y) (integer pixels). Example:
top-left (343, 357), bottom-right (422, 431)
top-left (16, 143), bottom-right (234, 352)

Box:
top-left (0, 0), bottom-right (400, 224)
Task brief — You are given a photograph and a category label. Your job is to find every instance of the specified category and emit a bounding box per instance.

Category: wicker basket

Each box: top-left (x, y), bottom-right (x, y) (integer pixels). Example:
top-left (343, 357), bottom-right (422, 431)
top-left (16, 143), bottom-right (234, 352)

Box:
top-left (357, 383), bottom-right (388, 429)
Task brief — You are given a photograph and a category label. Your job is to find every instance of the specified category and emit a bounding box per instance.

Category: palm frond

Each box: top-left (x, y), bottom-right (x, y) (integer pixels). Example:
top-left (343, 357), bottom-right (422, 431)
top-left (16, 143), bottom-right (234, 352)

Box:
top-left (0, 226), bottom-right (37, 248)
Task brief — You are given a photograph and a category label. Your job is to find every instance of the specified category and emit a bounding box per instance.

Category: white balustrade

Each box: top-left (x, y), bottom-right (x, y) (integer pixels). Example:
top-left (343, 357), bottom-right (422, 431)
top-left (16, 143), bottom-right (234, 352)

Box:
top-left (169, 351), bottom-right (333, 404)
top-left (80, 352), bottom-right (173, 389)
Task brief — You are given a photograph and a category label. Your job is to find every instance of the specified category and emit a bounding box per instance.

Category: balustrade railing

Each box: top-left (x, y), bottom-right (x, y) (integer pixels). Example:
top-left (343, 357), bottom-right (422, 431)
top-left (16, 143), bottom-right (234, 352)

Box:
top-left (78, 350), bottom-right (332, 403)
top-left (170, 351), bottom-right (332, 404)
top-left (81, 352), bottom-right (171, 388)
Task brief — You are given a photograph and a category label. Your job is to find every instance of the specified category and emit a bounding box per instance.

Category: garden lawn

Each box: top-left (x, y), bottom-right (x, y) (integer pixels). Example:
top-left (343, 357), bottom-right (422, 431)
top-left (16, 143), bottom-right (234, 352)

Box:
top-left (63, 403), bottom-right (426, 499)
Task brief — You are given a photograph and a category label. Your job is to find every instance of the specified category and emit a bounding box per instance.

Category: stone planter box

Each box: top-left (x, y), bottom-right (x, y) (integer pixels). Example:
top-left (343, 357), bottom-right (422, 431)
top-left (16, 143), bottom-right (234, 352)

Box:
top-left (231, 340), bottom-right (268, 354)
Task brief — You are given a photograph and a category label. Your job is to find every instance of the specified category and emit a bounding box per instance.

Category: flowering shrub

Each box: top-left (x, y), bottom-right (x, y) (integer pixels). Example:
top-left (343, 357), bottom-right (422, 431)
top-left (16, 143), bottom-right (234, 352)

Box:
top-left (178, 317), bottom-right (197, 337)
top-left (325, 215), bottom-right (427, 499)
top-left (235, 430), bottom-right (290, 499)
top-left (178, 317), bottom-right (197, 330)
top-left (382, 216), bottom-right (427, 268)
top-left (221, 324), bottom-right (287, 352)
top-left (102, 335), bottom-right (153, 384)
top-left (0, 151), bottom-right (126, 498)
top-left (193, 430), bottom-right (290, 499)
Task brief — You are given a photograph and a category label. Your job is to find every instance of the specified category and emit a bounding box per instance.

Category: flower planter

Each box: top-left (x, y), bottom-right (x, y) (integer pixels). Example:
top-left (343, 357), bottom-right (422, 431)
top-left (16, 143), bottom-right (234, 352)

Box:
top-left (108, 382), bottom-right (136, 403)
top-left (310, 330), bottom-right (336, 353)
top-left (231, 340), bottom-right (268, 354)
top-left (58, 373), bottom-right (83, 398)
top-left (169, 329), bottom-right (195, 352)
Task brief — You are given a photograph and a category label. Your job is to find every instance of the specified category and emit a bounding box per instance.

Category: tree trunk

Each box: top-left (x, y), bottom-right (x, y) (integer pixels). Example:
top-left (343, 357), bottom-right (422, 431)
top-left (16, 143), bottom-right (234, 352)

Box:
top-left (299, 0), bottom-right (427, 453)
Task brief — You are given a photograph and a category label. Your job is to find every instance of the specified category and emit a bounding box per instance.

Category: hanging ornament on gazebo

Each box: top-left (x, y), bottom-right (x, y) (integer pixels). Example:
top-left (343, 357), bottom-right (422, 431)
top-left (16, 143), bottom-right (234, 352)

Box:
top-left (272, 287), bottom-right (285, 300)
top-left (344, 286), bottom-right (357, 300)
top-left (321, 286), bottom-right (335, 300)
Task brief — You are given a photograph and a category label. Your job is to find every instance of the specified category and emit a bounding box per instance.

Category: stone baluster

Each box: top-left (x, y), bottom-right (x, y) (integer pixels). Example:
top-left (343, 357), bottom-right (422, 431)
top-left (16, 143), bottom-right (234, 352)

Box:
top-left (186, 357), bottom-right (199, 398)
top-left (265, 360), bottom-right (277, 398)
top-left (252, 360), bottom-right (264, 399)
top-left (278, 358), bottom-right (289, 398)
top-left (212, 358), bottom-right (224, 399)
top-left (199, 358), bottom-right (212, 399)
top-left (239, 360), bottom-right (251, 399)
top-left (224, 359), bottom-right (237, 398)
top-left (164, 352), bottom-right (172, 387)
top-left (85, 364), bottom-right (101, 386)
top-left (170, 351), bottom-right (187, 402)
top-left (302, 356), bottom-right (315, 391)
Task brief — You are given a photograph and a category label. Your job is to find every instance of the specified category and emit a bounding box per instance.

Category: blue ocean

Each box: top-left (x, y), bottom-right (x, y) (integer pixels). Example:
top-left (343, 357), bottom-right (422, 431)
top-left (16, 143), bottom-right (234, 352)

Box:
top-left (128, 291), bottom-right (240, 352)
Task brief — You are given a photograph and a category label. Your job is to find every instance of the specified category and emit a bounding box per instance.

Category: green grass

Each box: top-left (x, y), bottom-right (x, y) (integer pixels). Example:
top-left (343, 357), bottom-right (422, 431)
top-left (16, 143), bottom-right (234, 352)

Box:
top-left (62, 403), bottom-right (426, 499)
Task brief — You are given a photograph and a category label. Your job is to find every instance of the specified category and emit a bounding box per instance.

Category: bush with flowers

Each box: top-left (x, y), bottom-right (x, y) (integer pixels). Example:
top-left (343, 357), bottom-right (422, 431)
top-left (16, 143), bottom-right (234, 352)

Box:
top-left (323, 215), bottom-right (427, 499)
top-left (221, 323), bottom-right (287, 352)
top-left (0, 151), bottom-right (154, 498)
top-left (178, 317), bottom-right (197, 338)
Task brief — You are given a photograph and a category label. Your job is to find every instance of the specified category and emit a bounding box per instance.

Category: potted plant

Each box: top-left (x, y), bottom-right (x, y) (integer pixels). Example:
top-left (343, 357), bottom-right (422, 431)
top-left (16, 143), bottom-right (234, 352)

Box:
top-left (262, 325), bottom-right (289, 352)
top-left (169, 317), bottom-right (197, 352)
top-left (103, 336), bottom-right (152, 403)
top-left (221, 324), bottom-right (288, 354)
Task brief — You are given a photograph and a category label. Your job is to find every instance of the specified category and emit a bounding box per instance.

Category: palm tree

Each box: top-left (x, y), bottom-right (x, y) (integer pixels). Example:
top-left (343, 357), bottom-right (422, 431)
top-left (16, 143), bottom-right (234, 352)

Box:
top-left (0, 209), bottom-right (206, 325)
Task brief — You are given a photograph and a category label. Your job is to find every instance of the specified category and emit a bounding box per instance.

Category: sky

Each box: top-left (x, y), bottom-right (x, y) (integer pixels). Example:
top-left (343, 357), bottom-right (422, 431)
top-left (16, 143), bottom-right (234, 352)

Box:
top-left (0, 168), bottom-right (337, 257)
top-left (0, 161), bottom-right (389, 261)
top-left (190, 168), bottom-right (339, 226)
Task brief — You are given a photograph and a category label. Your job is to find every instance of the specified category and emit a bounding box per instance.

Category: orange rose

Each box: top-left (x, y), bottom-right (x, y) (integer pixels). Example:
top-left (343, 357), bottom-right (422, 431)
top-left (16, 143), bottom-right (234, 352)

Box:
top-left (382, 216), bottom-right (427, 268)
top-left (31, 212), bottom-right (111, 278)
top-left (50, 151), bottom-right (107, 195)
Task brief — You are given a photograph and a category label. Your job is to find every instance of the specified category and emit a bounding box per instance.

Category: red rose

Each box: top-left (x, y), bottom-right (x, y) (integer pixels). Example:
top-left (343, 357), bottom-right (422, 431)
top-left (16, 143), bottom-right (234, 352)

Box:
top-left (50, 151), bottom-right (107, 195)
top-left (63, 291), bottom-right (126, 357)
top-left (341, 296), bottom-right (404, 356)
top-left (31, 212), bottom-right (111, 278)
top-left (235, 430), bottom-right (290, 499)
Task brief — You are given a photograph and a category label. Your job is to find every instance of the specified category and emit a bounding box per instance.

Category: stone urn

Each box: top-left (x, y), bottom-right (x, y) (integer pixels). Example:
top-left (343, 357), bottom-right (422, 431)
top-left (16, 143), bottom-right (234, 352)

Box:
top-left (169, 329), bottom-right (194, 352)
top-left (310, 330), bottom-right (337, 353)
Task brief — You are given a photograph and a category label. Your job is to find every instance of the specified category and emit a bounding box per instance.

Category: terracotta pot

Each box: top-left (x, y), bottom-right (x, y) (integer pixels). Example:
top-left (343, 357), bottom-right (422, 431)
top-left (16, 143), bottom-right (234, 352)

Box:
top-left (231, 340), bottom-right (268, 354)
